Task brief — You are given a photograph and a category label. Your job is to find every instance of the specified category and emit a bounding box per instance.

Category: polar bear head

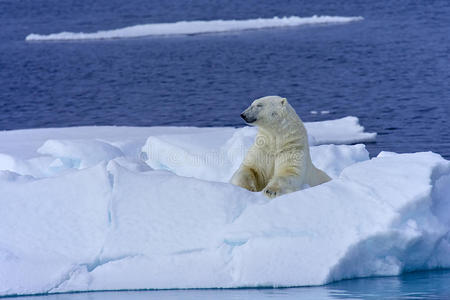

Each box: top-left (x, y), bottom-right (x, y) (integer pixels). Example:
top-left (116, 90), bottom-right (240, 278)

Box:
top-left (240, 95), bottom-right (293, 129)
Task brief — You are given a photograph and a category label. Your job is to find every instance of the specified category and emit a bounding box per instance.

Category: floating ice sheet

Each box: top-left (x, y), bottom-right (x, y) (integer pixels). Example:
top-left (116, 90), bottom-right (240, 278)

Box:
top-left (2, 117), bottom-right (447, 296)
top-left (25, 16), bottom-right (363, 41)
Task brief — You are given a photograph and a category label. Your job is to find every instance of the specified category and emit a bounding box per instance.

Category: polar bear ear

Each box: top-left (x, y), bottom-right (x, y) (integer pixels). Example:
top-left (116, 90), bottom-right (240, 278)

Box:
top-left (280, 98), bottom-right (287, 106)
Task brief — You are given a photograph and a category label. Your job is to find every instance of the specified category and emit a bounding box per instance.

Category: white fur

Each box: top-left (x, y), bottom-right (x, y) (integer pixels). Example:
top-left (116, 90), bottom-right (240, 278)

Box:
top-left (230, 96), bottom-right (331, 198)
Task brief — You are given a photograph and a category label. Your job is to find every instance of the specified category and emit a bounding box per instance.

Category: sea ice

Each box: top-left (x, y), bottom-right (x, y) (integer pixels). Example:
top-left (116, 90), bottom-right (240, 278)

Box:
top-left (25, 16), bottom-right (363, 41)
top-left (0, 117), bottom-right (448, 297)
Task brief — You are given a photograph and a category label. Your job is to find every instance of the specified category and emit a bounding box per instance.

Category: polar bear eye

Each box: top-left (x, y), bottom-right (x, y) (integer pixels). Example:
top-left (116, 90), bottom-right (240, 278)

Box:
top-left (256, 104), bottom-right (263, 108)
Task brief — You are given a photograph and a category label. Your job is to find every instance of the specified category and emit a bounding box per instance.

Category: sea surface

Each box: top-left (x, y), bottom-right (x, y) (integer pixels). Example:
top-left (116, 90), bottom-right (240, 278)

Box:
top-left (1, 0), bottom-right (449, 158)
top-left (11, 270), bottom-right (450, 300)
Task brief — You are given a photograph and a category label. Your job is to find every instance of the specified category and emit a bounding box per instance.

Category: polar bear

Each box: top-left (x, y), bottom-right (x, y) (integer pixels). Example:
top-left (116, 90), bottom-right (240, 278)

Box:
top-left (230, 96), bottom-right (331, 198)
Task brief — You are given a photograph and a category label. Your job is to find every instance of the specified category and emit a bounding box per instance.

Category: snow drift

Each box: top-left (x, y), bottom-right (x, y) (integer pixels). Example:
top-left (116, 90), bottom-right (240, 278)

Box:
top-left (25, 15), bottom-right (363, 41)
top-left (1, 117), bottom-right (449, 297)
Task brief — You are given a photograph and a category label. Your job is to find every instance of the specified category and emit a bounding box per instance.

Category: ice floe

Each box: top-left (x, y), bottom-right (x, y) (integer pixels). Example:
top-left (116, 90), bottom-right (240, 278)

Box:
top-left (25, 16), bottom-right (363, 41)
top-left (0, 117), bottom-right (449, 296)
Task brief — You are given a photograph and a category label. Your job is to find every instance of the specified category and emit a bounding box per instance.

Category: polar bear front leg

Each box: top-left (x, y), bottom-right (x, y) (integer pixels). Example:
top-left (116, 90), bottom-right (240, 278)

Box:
top-left (230, 165), bottom-right (260, 192)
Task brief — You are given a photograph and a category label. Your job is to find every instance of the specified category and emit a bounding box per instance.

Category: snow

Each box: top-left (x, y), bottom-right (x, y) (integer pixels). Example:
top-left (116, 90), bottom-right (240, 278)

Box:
top-left (38, 139), bottom-right (124, 169)
top-left (306, 116), bottom-right (376, 145)
top-left (25, 16), bottom-right (363, 41)
top-left (0, 117), bottom-right (449, 297)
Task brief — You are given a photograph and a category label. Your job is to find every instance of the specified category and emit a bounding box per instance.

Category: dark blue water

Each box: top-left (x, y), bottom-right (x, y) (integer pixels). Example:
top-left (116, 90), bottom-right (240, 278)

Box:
top-left (9, 270), bottom-right (450, 299)
top-left (1, 0), bottom-right (449, 158)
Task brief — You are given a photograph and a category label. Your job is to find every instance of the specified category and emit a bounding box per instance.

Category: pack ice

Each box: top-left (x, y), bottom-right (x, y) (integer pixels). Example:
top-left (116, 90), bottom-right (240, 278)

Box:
top-left (0, 117), bottom-right (449, 296)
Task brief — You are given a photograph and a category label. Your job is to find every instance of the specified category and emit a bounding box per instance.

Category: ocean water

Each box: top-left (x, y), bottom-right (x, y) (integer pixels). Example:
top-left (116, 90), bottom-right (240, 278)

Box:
top-left (1, 0), bottom-right (449, 158)
top-left (11, 270), bottom-right (450, 300)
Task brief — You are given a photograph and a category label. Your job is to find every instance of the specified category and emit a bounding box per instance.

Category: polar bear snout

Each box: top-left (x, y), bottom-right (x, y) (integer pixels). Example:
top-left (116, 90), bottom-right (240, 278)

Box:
top-left (240, 110), bottom-right (257, 124)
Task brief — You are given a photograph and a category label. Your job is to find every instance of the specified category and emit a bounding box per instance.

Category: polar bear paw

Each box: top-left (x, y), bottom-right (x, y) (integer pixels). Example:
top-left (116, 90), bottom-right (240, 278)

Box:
top-left (245, 181), bottom-right (258, 192)
top-left (230, 168), bottom-right (259, 192)
top-left (263, 182), bottom-right (281, 198)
